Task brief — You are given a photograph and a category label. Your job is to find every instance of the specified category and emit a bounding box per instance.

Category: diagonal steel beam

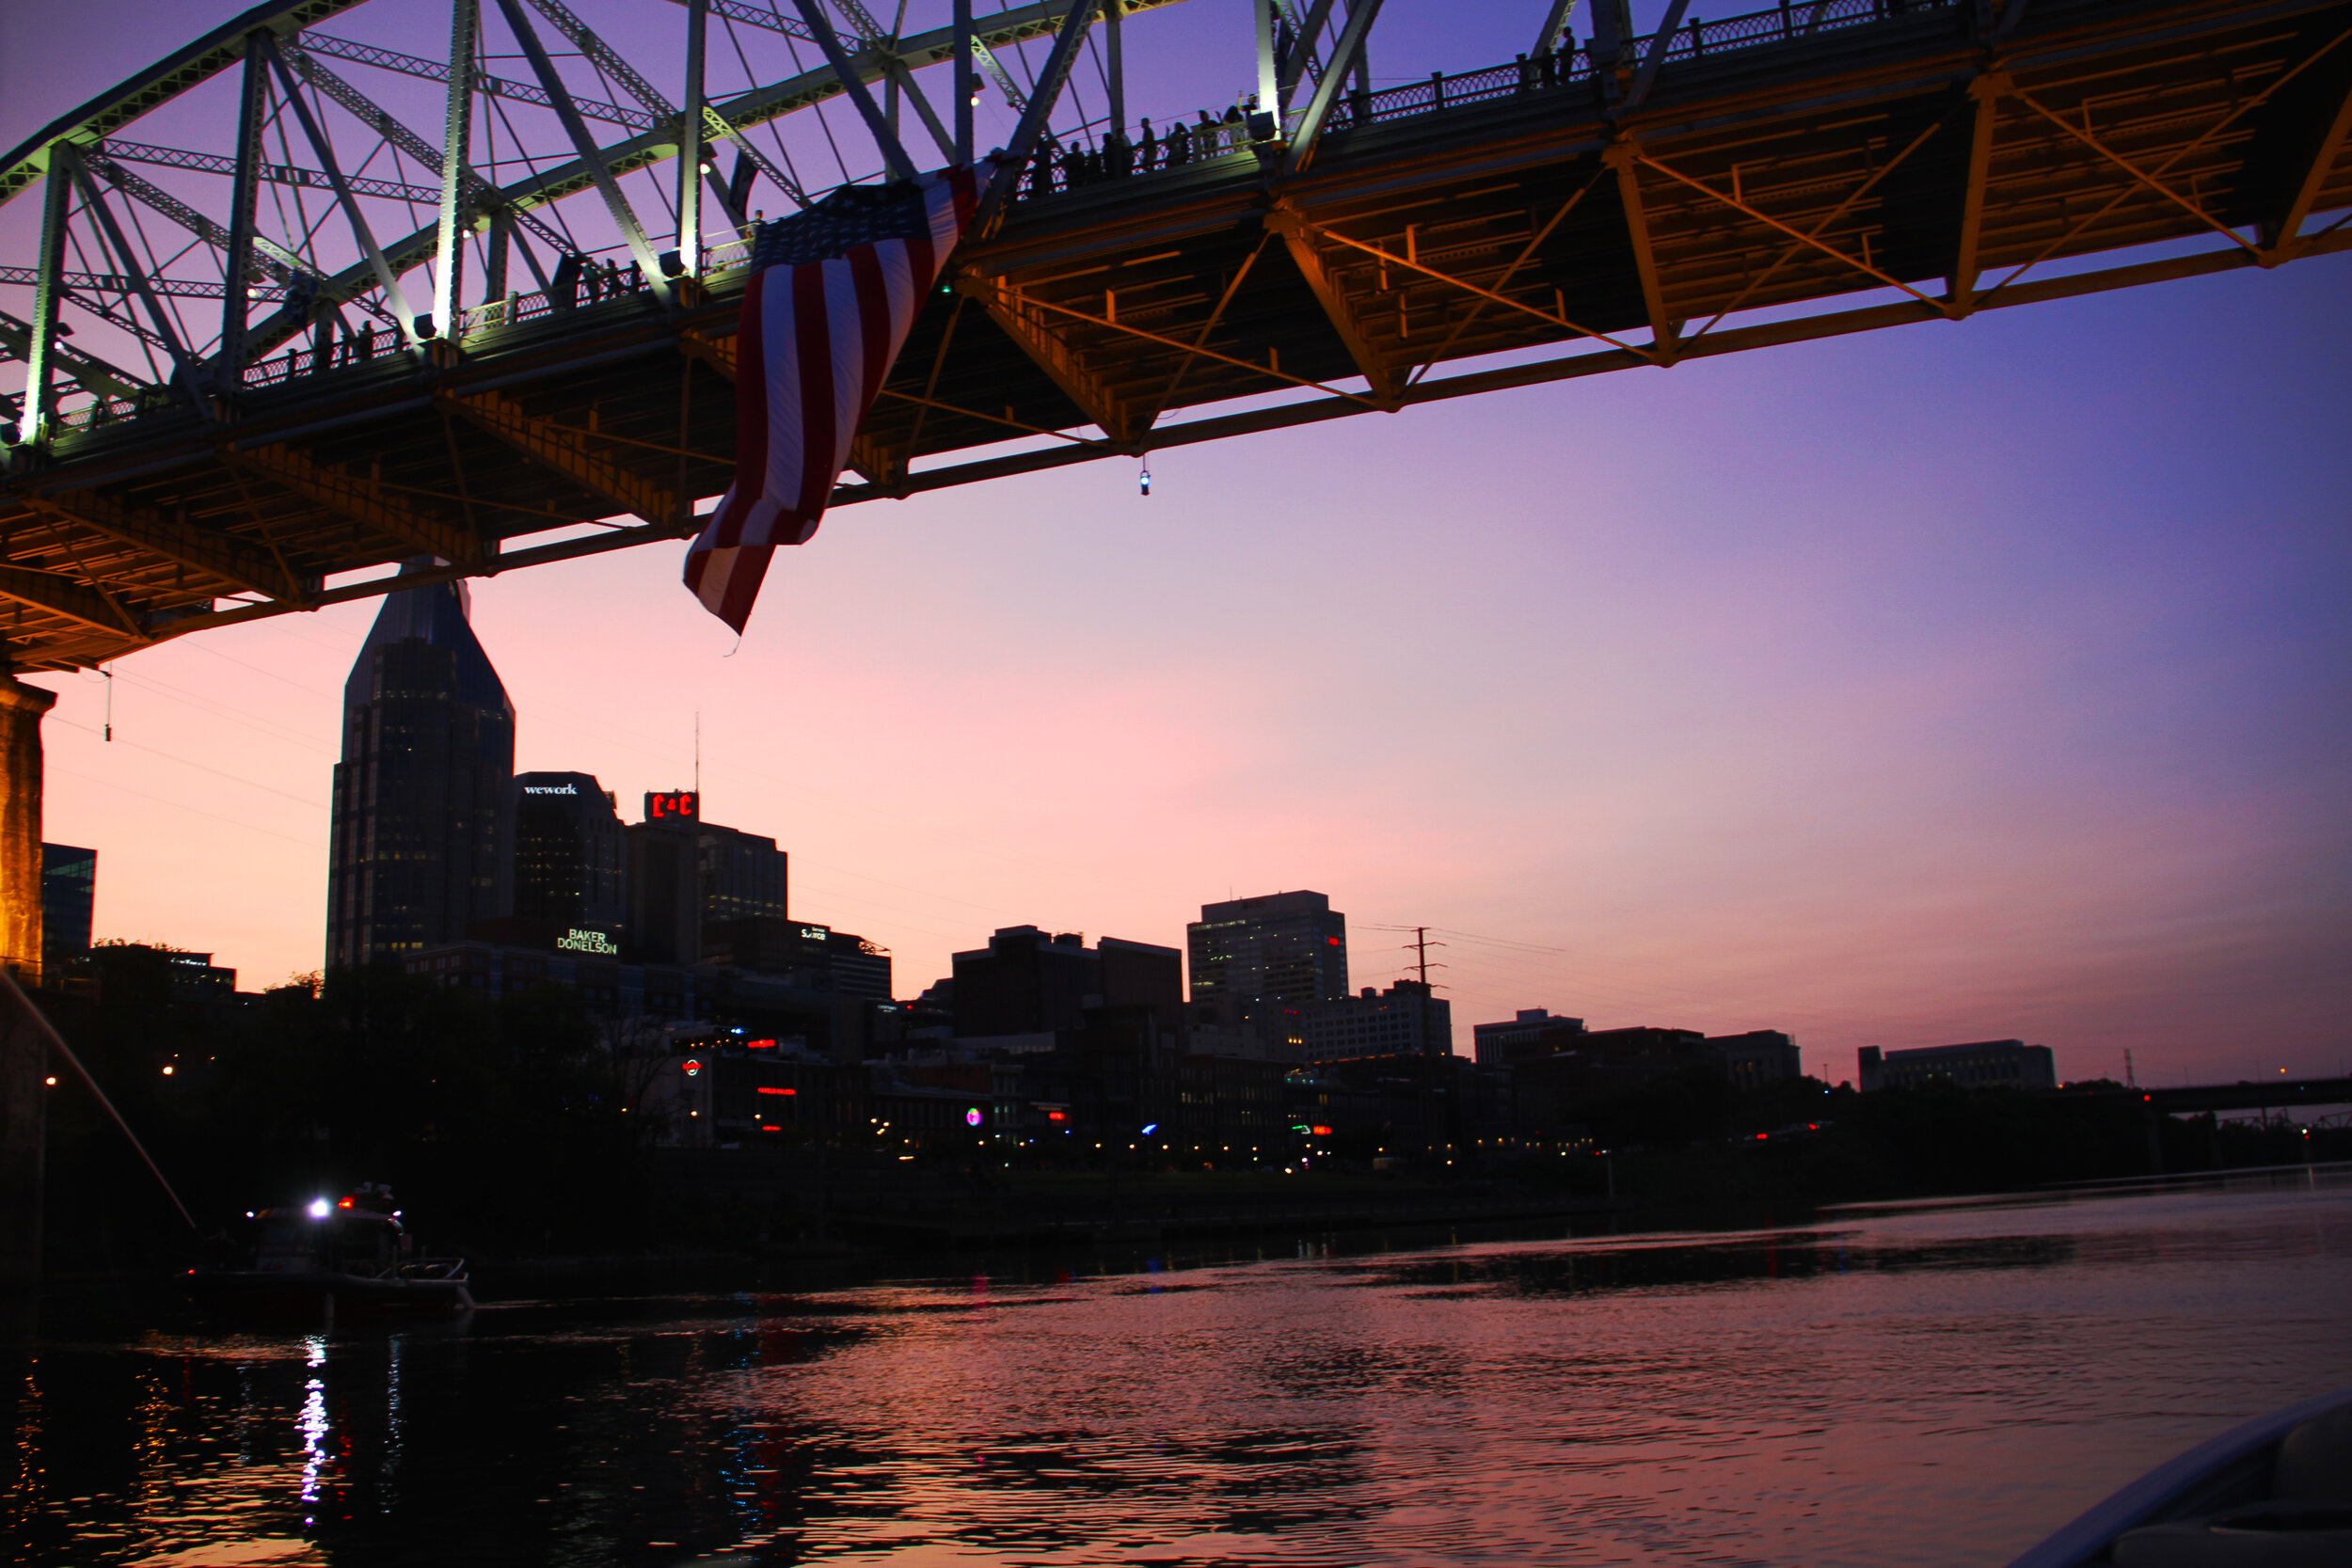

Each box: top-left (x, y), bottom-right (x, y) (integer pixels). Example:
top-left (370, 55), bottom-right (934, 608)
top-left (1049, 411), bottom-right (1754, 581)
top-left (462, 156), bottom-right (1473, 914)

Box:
top-left (294, 30), bottom-right (652, 129)
top-left (963, 276), bottom-right (1381, 407)
top-left (2267, 71), bottom-right (2352, 256)
top-left (1634, 149), bottom-right (1953, 315)
top-left (1312, 196), bottom-right (1657, 360)
top-left (1979, 24), bottom-right (2352, 304)
top-left (960, 277), bottom-right (1142, 442)
top-left (278, 43), bottom-right (572, 258)
top-left (1404, 161), bottom-right (1614, 378)
top-left (1534, 0), bottom-right (1580, 55)
top-left (1686, 104), bottom-right (1959, 341)
top-left (99, 139), bottom-right (440, 209)
top-left (0, 563), bottom-right (141, 637)
top-left (529, 0), bottom-right (803, 209)
top-left (492, 0), bottom-right (673, 305)
top-left (978, 0), bottom-right (1098, 225)
top-left (0, 310), bottom-right (147, 404)
top-left (24, 490), bottom-right (301, 602)
top-left (227, 443), bottom-right (479, 563)
top-left (1279, 0), bottom-right (1382, 174)
top-left (1605, 143), bottom-right (1677, 360)
top-left (437, 386), bottom-right (681, 524)
top-left (882, 58), bottom-right (960, 164)
top-left (261, 36), bottom-right (422, 346)
top-left (1947, 71), bottom-right (2006, 309)
top-left (791, 0), bottom-right (919, 182)
top-left (1625, 0), bottom-right (1692, 111)
top-left (2010, 88), bottom-right (2263, 259)
top-left (88, 157), bottom-right (322, 286)
top-left (56, 148), bottom-right (206, 396)
top-left (1263, 205), bottom-right (1400, 403)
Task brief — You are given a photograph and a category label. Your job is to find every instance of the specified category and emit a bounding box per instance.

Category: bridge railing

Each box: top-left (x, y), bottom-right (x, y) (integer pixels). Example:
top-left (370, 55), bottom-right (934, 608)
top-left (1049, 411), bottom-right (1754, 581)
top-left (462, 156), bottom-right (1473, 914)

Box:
top-left (40, 0), bottom-right (1963, 438)
top-left (1007, 0), bottom-right (1962, 201)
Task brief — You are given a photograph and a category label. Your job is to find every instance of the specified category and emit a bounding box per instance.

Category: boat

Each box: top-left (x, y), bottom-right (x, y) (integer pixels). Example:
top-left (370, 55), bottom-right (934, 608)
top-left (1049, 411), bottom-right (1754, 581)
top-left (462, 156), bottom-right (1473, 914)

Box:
top-left (2007, 1387), bottom-right (2352, 1567)
top-left (185, 1185), bottom-right (474, 1327)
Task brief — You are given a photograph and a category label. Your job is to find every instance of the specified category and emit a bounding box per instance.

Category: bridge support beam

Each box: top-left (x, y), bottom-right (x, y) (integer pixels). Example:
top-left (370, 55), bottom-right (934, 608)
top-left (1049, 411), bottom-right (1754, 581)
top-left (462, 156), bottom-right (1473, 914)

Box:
top-left (437, 388), bottom-right (680, 526)
top-left (1947, 72), bottom-right (2008, 311)
top-left (2254, 40), bottom-right (2352, 261)
top-left (0, 565), bottom-right (143, 640)
top-left (229, 446), bottom-right (480, 566)
top-left (0, 672), bottom-right (56, 1285)
top-left (24, 491), bottom-right (301, 605)
top-left (1605, 143), bottom-right (1678, 363)
top-left (1266, 208), bottom-right (1404, 405)
top-left (962, 278), bottom-right (1144, 446)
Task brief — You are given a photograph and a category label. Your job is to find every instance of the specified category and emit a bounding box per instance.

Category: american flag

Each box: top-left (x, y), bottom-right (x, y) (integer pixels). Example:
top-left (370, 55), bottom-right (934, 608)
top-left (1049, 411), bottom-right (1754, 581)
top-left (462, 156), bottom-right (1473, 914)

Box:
top-left (685, 167), bottom-right (977, 632)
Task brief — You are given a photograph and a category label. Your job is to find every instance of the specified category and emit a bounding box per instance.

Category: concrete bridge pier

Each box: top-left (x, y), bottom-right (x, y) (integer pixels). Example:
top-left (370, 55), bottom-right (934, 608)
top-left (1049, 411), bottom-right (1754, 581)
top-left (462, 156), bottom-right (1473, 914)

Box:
top-left (0, 669), bottom-right (56, 1287)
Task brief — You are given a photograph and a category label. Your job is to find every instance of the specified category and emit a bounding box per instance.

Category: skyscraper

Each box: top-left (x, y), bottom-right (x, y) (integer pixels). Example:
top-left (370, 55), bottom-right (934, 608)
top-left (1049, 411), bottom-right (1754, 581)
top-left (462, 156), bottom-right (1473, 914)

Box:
top-left (327, 575), bottom-right (515, 968)
top-left (1187, 891), bottom-right (1349, 1034)
top-left (623, 790), bottom-right (789, 964)
top-left (503, 771), bottom-right (627, 933)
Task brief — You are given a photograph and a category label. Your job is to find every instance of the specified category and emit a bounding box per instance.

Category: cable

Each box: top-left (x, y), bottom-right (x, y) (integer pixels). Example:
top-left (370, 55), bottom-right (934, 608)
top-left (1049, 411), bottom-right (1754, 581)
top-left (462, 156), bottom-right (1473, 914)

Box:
top-left (48, 767), bottom-right (325, 850)
top-left (47, 713), bottom-right (326, 807)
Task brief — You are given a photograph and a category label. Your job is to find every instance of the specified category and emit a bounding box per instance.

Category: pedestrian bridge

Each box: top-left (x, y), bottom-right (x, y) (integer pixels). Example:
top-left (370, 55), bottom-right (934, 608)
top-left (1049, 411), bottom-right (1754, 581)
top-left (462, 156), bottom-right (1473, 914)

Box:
top-left (2, 0), bottom-right (2346, 673)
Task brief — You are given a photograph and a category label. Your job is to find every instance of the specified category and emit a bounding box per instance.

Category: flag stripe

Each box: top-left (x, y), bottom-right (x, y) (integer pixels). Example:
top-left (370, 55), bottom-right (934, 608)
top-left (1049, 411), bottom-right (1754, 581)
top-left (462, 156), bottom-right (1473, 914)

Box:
top-left (686, 167), bottom-right (976, 633)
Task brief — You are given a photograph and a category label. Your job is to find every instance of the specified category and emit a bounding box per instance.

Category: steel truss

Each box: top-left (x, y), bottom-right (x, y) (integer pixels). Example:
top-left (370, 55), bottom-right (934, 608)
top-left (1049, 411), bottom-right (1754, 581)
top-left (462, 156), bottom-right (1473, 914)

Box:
top-left (0, 0), bottom-right (2346, 671)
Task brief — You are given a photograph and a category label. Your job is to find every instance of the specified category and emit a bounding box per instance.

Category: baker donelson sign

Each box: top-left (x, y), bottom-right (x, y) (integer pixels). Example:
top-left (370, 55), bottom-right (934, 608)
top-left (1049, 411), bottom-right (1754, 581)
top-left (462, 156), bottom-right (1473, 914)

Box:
top-left (558, 927), bottom-right (620, 955)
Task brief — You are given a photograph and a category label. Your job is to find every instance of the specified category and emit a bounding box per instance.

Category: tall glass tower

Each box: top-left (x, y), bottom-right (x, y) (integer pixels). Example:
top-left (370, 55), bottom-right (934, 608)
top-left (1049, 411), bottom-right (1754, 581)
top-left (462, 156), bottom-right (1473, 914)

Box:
top-left (326, 574), bottom-right (515, 969)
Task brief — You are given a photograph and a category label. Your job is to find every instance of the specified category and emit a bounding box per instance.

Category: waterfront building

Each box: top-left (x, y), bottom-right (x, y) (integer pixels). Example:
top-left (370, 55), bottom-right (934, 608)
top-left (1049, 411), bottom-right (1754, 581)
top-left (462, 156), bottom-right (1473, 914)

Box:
top-left (952, 927), bottom-right (1184, 1039)
top-left (1858, 1040), bottom-right (2058, 1091)
top-left (1302, 978), bottom-right (1454, 1061)
top-left (327, 575), bottom-right (514, 968)
top-left (1186, 891), bottom-right (1349, 1032)
top-left (1472, 1007), bottom-right (1586, 1067)
top-left (39, 842), bottom-right (94, 975)
top-left (504, 771), bottom-right (627, 932)
top-left (700, 916), bottom-right (893, 999)
top-left (1707, 1030), bottom-right (1803, 1088)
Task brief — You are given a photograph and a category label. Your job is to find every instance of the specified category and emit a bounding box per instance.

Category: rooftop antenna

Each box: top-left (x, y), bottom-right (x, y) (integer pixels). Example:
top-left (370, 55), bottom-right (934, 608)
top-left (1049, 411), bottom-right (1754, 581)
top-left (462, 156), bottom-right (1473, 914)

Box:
top-left (694, 710), bottom-right (702, 800)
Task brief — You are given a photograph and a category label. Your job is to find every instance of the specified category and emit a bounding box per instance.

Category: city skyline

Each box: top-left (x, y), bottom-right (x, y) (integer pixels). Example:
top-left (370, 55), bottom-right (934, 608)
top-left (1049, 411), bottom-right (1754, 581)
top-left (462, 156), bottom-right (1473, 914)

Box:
top-left (11, 2), bottom-right (2350, 1089)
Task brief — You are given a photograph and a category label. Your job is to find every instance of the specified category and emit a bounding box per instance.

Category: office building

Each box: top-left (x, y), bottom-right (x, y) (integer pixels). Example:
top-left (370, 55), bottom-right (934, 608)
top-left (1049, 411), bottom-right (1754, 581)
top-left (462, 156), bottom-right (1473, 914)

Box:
top-left (953, 927), bottom-right (1184, 1040)
top-left (1707, 1030), bottom-right (1803, 1088)
top-left (40, 842), bottom-right (94, 974)
top-left (504, 771), bottom-right (627, 933)
top-left (327, 575), bottom-right (515, 967)
top-left (1302, 978), bottom-right (1453, 1062)
top-left (625, 790), bottom-right (789, 964)
top-left (1858, 1040), bottom-right (2057, 1092)
top-left (700, 916), bottom-right (893, 999)
top-left (1472, 1007), bottom-right (1586, 1067)
top-left (1187, 890), bottom-right (1349, 1032)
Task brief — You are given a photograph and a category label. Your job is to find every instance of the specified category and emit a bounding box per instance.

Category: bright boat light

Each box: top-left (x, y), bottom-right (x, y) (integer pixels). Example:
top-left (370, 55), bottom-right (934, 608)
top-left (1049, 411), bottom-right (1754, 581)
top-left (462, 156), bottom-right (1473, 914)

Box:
top-left (307, 1197), bottom-right (330, 1219)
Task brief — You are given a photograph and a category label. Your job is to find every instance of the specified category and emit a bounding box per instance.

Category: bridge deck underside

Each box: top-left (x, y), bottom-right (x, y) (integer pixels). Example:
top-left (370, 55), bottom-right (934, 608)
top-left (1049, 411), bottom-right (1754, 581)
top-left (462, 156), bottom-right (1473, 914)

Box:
top-left (5, 0), bottom-right (2347, 670)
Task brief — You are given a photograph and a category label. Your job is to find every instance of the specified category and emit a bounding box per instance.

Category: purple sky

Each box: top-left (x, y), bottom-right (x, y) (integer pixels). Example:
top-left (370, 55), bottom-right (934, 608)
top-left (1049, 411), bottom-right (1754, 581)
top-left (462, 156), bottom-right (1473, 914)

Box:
top-left (8, 1), bottom-right (2349, 1087)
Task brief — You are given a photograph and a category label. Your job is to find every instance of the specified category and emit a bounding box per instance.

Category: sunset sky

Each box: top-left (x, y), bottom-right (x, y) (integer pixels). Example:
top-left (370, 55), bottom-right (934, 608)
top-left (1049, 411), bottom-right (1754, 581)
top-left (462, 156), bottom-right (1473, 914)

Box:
top-left (7, 1), bottom-right (2347, 1089)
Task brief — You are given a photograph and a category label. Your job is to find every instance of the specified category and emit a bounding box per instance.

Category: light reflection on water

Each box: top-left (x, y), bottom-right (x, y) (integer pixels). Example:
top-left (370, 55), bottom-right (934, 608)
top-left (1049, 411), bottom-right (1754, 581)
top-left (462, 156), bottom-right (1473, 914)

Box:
top-left (8, 1175), bottom-right (2351, 1567)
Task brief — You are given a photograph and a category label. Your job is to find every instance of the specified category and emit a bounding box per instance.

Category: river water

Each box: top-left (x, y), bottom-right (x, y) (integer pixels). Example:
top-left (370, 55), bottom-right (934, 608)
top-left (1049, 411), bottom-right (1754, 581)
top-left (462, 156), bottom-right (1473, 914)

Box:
top-left (8, 1171), bottom-right (2351, 1567)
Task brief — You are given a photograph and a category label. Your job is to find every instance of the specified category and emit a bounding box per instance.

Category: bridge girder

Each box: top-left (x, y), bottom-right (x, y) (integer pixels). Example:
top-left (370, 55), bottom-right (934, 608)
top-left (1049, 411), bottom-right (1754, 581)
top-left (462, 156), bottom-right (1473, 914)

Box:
top-left (1, 0), bottom-right (2348, 673)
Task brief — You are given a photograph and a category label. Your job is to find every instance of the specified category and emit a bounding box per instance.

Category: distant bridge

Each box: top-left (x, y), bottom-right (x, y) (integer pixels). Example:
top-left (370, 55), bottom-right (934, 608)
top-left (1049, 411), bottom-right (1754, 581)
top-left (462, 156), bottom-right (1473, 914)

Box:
top-left (0, 0), bottom-right (2344, 674)
top-left (2049, 1076), bottom-right (2352, 1116)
